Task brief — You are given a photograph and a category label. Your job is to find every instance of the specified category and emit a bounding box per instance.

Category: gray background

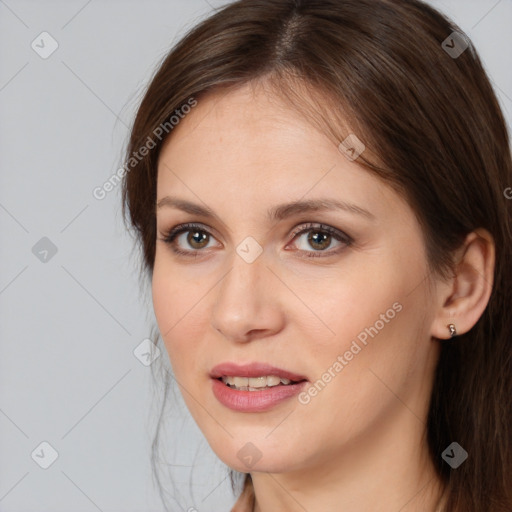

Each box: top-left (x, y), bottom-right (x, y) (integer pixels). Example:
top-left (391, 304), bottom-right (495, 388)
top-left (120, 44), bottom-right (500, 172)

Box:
top-left (0, 1), bottom-right (510, 511)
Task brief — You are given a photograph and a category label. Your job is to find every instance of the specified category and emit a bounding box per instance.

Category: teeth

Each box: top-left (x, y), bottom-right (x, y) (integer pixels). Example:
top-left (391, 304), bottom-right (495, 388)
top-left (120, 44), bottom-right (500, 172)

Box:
top-left (233, 377), bottom-right (249, 387)
top-left (221, 375), bottom-right (296, 389)
top-left (248, 376), bottom-right (267, 388)
top-left (266, 376), bottom-right (281, 386)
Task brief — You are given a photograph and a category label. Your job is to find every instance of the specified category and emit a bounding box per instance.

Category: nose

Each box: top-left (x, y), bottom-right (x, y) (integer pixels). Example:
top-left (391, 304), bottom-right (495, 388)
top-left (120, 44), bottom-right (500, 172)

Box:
top-left (211, 252), bottom-right (285, 343)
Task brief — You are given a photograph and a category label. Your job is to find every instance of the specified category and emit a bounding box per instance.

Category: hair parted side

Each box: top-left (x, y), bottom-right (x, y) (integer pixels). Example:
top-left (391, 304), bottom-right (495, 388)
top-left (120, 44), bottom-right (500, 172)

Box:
top-left (121, 1), bottom-right (512, 510)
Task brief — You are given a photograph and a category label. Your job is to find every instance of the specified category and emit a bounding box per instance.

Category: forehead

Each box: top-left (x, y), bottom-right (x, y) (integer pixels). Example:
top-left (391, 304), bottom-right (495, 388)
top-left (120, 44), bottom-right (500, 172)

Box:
top-left (156, 84), bottom-right (405, 223)
top-left (162, 84), bottom-right (317, 157)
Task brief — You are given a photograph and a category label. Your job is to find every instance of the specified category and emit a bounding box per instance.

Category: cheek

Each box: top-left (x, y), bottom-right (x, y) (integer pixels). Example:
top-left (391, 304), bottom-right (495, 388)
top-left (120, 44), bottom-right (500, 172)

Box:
top-left (151, 258), bottom-right (203, 372)
top-left (302, 247), bottom-right (430, 400)
top-left (327, 289), bottom-right (430, 414)
top-left (151, 262), bottom-right (174, 342)
top-left (327, 238), bottom-right (429, 352)
top-left (297, 301), bottom-right (430, 449)
top-left (300, 259), bottom-right (406, 355)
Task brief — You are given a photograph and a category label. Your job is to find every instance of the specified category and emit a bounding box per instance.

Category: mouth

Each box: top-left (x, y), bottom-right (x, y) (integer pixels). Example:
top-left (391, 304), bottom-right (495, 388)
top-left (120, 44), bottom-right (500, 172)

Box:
top-left (210, 362), bottom-right (308, 412)
top-left (216, 374), bottom-right (307, 391)
top-left (210, 362), bottom-right (308, 402)
top-left (211, 361), bottom-right (307, 381)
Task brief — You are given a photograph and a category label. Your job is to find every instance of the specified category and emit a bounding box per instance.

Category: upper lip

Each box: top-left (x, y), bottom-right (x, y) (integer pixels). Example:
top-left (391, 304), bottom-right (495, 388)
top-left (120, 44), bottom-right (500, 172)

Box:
top-left (210, 362), bottom-right (308, 382)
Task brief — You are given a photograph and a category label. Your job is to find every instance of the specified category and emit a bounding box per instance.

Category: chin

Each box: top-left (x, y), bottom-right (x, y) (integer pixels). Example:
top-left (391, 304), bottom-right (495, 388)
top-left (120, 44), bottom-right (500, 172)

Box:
top-left (208, 437), bottom-right (306, 475)
top-left (225, 457), bottom-right (292, 475)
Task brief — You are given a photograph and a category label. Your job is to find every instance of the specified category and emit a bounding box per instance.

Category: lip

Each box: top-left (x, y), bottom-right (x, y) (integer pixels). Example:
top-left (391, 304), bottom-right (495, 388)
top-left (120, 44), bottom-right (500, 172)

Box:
top-left (210, 362), bottom-right (308, 413)
top-left (211, 378), bottom-right (308, 412)
top-left (210, 362), bottom-right (308, 382)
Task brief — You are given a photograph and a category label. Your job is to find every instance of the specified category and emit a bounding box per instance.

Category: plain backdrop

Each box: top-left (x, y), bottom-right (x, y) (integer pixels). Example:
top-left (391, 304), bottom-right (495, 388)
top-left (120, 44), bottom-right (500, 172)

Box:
top-left (0, 1), bottom-right (511, 511)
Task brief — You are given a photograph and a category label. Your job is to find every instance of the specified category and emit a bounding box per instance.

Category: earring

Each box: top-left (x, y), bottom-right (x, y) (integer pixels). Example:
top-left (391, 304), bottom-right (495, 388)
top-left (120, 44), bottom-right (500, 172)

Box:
top-left (447, 324), bottom-right (457, 338)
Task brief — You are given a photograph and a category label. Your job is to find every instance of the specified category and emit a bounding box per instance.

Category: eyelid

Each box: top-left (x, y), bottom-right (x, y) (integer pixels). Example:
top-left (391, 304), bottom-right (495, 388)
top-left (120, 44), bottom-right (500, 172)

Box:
top-left (159, 221), bottom-right (352, 257)
top-left (288, 222), bottom-right (352, 244)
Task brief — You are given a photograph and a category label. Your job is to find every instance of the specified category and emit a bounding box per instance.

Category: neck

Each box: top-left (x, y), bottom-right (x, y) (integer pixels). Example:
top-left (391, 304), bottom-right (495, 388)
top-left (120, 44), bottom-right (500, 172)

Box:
top-left (251, 411), bottom-right (445, 512)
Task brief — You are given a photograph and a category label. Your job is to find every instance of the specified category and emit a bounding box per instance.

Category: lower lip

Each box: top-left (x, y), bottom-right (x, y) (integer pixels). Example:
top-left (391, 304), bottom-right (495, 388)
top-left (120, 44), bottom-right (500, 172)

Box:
top-left (211, 378), bottom-right (308, 412)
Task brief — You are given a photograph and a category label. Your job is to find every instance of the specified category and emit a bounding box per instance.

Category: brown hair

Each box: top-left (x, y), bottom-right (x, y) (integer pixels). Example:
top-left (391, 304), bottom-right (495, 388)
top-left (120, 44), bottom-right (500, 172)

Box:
top-left (121, 0), bottom-right (512, 510)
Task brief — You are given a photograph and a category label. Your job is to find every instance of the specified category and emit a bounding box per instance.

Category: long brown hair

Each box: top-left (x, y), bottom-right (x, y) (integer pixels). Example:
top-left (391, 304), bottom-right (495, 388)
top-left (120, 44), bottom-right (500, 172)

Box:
top-left (121, 0), bottom-right (512, 510)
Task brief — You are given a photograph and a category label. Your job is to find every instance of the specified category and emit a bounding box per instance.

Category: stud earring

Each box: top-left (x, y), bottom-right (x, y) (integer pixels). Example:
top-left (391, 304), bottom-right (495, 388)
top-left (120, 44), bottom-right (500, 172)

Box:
top-left (447, 323), bottom-right (457, 338)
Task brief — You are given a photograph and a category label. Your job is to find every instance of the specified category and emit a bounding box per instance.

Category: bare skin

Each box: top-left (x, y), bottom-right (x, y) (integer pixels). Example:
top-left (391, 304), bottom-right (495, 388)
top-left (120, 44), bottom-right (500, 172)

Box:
top-left (152, 81), bottom-right (494, 512)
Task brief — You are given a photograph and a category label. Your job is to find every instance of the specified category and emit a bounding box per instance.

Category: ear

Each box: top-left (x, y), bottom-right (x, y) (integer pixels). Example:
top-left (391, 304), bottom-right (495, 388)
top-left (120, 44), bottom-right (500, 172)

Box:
top-left (430, 228), bottom-right (495, 340)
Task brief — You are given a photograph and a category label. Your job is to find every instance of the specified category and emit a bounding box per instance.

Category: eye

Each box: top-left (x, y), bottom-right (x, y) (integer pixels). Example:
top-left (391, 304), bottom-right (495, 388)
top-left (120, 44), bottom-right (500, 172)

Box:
top-left (158, 222), bottom-right (352, 258)
top-left (287, 222), bottom-right (352, 258)
top-left (159, 223), bottom-right (218, 257)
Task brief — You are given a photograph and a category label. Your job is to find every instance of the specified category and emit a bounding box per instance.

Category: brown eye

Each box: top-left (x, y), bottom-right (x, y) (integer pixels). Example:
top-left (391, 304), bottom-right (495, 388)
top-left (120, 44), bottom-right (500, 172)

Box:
top-left (185, 229), bottom-right (209, 249)
top-left (160, 223), bottom-right (219, 257)
top-left (305, 230), bottom-right (332, 251)
top-left (161, 222), bottom-right (352, 259)
top-left (289, 223), bottom-right (352, 257)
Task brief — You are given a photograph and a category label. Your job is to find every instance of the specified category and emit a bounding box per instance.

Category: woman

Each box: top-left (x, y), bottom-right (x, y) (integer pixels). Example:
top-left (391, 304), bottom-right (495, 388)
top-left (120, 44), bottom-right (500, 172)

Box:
top-left (121, 0), bottom-right (512, 510)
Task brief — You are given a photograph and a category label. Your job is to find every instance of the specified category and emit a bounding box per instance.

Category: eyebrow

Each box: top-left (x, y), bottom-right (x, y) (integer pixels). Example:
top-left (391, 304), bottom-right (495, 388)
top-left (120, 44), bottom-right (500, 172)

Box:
top-left (156, 196), bottom-right (375, 222)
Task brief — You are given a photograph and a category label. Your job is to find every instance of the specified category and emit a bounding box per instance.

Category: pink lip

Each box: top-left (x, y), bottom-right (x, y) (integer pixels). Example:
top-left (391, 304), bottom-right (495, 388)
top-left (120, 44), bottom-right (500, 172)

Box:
top-left (210, 362), bottom-right (307, 382)
top-left (210, 362), bottom-right (308, 413)
top-left (211, 378), bottom-right (308, 412)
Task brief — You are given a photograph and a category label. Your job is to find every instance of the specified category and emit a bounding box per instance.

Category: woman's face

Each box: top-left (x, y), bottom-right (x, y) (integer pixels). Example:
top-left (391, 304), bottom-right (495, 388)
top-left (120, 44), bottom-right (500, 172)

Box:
top-left (152, 83), bottom-right (441, 475)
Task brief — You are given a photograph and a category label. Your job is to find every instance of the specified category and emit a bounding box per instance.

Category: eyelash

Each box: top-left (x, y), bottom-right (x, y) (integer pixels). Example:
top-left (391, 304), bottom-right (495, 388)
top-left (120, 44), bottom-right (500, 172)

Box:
top-left (158, 222), bottom-right (353, 259)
